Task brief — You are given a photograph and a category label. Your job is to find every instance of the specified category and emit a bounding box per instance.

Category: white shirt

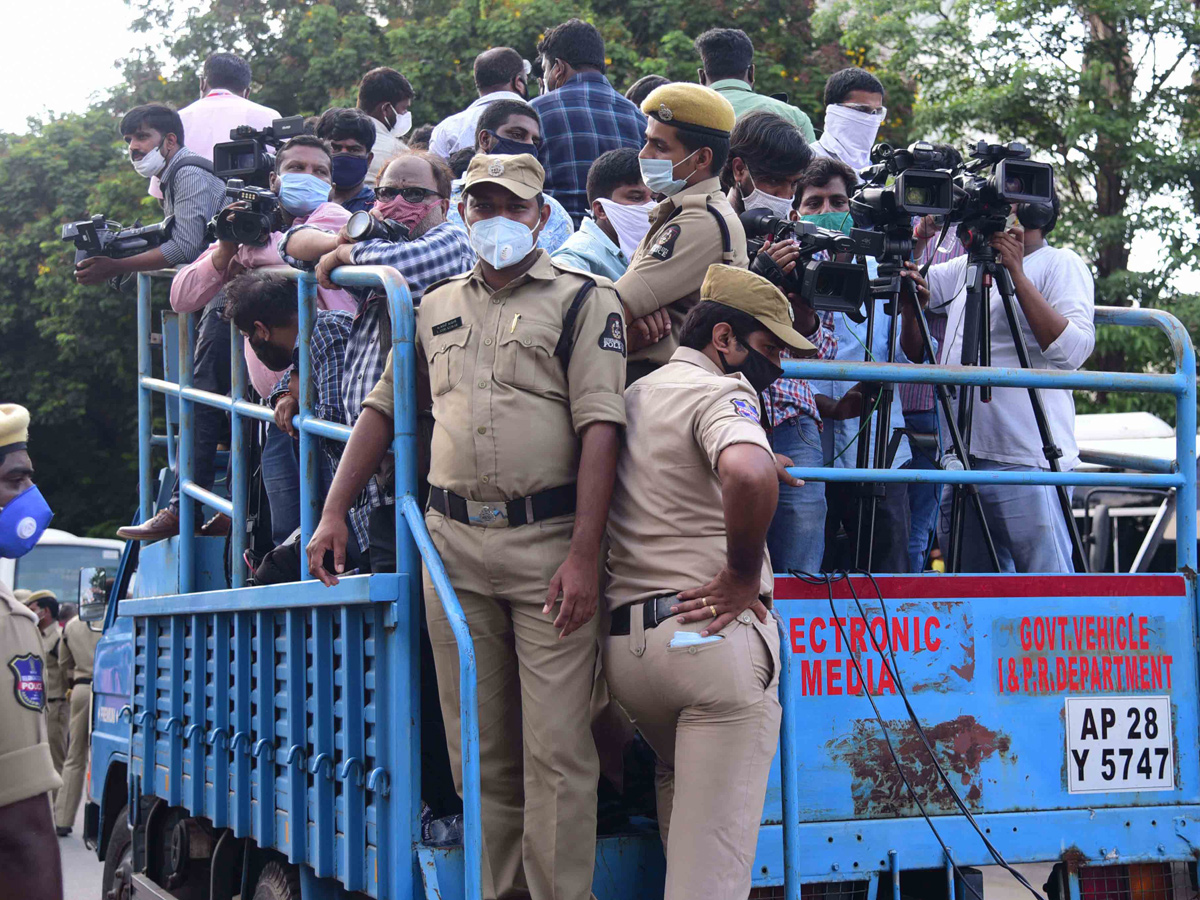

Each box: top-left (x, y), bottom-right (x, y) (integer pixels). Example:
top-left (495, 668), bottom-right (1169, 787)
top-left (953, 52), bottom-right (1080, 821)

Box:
top-left (149, 89), bottom-right (280, 198)
top-left (365, 118), bottom-right (408, 188)
top-left (428, 91), bottom-right (528, 160)
top-left (928, 244), bottom-right (1095, 469)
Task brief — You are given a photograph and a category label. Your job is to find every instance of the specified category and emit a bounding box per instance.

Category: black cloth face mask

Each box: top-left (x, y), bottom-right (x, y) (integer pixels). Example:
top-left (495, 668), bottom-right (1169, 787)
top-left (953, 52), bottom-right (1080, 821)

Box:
top-left (718, 339), bottom-right (784, 393)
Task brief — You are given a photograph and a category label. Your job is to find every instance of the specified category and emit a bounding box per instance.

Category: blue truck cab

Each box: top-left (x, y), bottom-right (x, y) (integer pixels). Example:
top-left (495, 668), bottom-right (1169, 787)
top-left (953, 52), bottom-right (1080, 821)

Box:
top-left (84, 267), bottom-right (1200, 900)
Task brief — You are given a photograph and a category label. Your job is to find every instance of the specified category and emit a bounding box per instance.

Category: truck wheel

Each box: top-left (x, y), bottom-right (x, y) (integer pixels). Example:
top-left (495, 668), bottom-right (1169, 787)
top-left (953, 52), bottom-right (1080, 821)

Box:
top-left (253, 861), bottom-right (302, 900)
top-left (101, 806), bottom-right (133, 900)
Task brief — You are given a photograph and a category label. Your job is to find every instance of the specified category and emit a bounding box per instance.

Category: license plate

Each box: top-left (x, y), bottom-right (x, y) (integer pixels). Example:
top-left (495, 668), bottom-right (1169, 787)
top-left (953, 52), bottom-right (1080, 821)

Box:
top-left (1065, 695), bottom-right (1174, 793)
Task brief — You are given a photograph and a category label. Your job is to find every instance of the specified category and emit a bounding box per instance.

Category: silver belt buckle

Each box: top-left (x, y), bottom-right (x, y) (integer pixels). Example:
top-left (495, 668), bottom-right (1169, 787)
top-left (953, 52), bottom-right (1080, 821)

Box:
top-left (467, 500), bottom-right (509, 528)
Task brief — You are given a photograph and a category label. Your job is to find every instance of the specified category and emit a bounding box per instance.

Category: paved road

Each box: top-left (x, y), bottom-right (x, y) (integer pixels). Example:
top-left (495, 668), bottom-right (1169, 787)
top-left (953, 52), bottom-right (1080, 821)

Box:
top-left (61, 801), bottom-right (103, 900)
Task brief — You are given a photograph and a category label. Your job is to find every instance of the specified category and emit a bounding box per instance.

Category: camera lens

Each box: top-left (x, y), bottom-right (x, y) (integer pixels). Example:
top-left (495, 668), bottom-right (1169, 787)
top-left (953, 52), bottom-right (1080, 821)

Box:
top-left (905, 185), bottom-right (932, 206)
top-left (346, 210), bottom-right (376, 242)
top-left (231, 213), bottom-right (265, 245)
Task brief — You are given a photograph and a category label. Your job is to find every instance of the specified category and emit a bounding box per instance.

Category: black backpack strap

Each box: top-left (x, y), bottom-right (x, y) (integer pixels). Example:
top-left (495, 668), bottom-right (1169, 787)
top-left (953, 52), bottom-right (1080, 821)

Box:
top-left (553, 278), bottom-right (596, 369)
top-left (162, 156), bottom-right (215, 204)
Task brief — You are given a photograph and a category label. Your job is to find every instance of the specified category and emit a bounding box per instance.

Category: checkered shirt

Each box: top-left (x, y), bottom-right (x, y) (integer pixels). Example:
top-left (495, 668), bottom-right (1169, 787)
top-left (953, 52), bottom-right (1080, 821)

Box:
top-left (899, 228), bottom-right (966, 412)
top-left (531, 72), bottom-right (647, 226)
top-left (764, 312), bottom-right (838, 429)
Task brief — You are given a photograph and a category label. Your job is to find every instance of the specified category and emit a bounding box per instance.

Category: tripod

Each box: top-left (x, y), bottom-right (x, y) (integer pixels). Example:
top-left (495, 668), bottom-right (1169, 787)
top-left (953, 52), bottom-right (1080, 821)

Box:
top-left (947, 239), bottom-right (1089, 572)
top-left (852, 226), bottom-right (1000, 573)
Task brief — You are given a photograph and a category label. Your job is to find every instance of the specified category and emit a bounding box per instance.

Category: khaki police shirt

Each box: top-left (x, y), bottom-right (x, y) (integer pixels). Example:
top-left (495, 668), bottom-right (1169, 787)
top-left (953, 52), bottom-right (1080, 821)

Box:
top-left (0, 580), bottom-right (62, 807)
top-left (60, 616), bottom-right (101, 685)
top-left (614, 177), bottom-right (749, 368)
top-left (38, 620), bottom-right (65, 701)
top-left (363, 250), bottom-right (627, 501)
top-left (605, 347), bottom-right (776, 609)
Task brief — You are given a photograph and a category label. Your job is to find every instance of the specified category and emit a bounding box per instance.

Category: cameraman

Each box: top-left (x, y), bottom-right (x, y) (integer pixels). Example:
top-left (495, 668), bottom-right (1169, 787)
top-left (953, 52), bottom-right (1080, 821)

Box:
top-left (796, 158), bottom-right (932, 573)
top-left (925, 193), bottom-right (1095, 573)
top-left (722, 112), bottom-right (842, 574)
top-left (76, 104), bottom-right (226, 287)
top-left (316, 107), bottom-right (377, 213)
top-left (118, 135), bottom-right (356, 545)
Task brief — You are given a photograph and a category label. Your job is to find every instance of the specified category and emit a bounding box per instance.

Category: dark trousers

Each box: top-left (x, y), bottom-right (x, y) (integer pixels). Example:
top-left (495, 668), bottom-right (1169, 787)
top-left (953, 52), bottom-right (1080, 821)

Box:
top-left (170, 305), bottom-right (231, 515)
top-left (822, 478), bottom-right (911, 573)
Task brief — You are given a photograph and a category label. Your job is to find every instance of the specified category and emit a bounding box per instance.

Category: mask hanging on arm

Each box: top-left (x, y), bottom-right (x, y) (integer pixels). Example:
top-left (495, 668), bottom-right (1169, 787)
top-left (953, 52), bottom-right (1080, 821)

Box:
top-left (279, 173), bottom-right (332, 216)
top-left (639, 150), bottom-right (699, 198)
top-left (0, 485), bottom-right (53, 559)
top-left (131, 144), bottom-right (166, 179)
top-left (469, 216), bottom-right (536, 269)
top-left (819, 104), bottom-right (885, 175)
top-left (741, 174), bottom-right (795, 221)
top-left (596, 198), bottom-right (656, 259)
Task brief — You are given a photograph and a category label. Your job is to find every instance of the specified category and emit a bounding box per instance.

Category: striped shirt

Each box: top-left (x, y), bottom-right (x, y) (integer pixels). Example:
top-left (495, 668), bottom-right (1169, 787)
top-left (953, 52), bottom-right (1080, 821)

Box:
top-left (764, 313), bottom-right (838, 429)
top-left (158, 147), bottom-right (227, 270)
top-left (531, 72), bottom-right (647, 226)
top-left (899, 229), bottom-right (966, 412)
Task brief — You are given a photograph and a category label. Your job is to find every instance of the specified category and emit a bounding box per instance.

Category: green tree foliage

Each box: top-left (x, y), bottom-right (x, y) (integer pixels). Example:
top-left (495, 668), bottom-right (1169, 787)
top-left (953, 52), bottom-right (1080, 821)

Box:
top-left (831, 0), bottom-right (1200, 423)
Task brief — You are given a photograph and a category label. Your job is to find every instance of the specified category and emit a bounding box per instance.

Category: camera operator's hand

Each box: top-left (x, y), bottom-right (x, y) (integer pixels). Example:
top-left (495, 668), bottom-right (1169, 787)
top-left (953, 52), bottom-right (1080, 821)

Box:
top-left (774, 453), bottom-right (804, 488)
top-left (75, 256), bottom-right (122, 286)
top-left (315, 244), bottom-right (355, 290)
top-left (817, 382), bottom-right (880, 421)
top-left (990, 228), bottom-right (1026, 280)
top-left (914, 215), bottom-right (941, 241)
top-left (900, 261), bottom-right (931, 310)
top-left (624, 304), bottom-right (670, 353)
top-left (763, 238), bottom-right (820, 333)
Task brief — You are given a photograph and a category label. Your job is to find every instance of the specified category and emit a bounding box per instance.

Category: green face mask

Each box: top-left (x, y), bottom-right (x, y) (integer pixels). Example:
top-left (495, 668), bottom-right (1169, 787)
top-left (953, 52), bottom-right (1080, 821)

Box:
top-left (800, 211), bottom-right (854, 235)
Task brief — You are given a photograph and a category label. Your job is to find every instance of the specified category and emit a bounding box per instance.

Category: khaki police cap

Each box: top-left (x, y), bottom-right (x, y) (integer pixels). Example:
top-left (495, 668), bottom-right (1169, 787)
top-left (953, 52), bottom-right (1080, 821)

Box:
top-left (701, 264), bottom-right (815, 352)
top-left (13, 589), bottom-right (32, 603)
top-left (22, 590), bottom-right (56, 608)
top-left (641, 84), bottom-right (736, 137)
top-left (463, 153), bottom-right (545, 201)
top-left (0, 404), bottom-right (30, 452)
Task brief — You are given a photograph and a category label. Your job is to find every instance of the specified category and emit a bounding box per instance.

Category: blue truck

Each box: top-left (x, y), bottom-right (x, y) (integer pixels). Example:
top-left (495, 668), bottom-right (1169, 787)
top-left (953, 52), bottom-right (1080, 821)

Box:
top-left (83, 267), bottom-right (1199, 900)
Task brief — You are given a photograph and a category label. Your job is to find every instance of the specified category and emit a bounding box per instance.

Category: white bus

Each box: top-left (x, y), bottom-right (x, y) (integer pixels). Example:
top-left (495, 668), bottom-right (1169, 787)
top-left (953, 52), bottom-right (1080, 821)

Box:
top-left (0, 528), bottom-right (124, 605)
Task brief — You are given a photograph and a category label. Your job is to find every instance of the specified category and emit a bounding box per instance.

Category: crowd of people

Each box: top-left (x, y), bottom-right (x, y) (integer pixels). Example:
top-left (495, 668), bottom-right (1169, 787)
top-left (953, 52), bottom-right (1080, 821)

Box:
top-left (53, 20), bottom-right (1094, 898)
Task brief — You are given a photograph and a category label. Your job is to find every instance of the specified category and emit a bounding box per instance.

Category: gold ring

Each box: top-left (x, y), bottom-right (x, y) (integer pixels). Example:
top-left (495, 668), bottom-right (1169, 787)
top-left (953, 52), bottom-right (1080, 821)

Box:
top-left (708, 604), bottom-right (718, 619)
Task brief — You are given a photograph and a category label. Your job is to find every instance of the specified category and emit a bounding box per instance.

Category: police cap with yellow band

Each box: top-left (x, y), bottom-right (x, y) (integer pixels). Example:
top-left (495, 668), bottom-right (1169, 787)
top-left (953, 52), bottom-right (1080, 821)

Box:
top-left (640, 84), bottom-right (736, 138)
top-left (0, 404), bottom-right (30, 455)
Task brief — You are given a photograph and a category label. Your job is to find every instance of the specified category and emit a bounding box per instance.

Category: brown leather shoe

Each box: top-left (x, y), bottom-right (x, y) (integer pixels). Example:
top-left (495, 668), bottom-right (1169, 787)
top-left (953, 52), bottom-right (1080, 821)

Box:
top-left (116, 508), bottom-right (180, 541)
top-left (199, 512), bottom-right (232, 538)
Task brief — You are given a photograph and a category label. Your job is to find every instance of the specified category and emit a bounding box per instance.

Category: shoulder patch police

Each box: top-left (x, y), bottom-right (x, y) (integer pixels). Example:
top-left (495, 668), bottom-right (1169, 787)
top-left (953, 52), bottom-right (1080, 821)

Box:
top-left (431, 317), bottom-right (464, 336)
top-left (648, 225), bottom-right (681, 261)
top-left (598, 312), bottom-right (626, 356)
top-left (9, 653), bottom-right (45, 711)
top-left (731, 398), bottom-right (760, 423)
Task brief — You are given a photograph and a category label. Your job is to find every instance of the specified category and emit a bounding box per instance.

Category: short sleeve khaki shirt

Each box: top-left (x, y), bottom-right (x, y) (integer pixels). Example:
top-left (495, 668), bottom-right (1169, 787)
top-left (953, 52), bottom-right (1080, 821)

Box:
top-left (38, 620), bottom-right (65, 700)
top-left (61, 616), bottom-right (101, 684)
top-left (0, 580), bottom-right (62, 807)
top-left (605, 347), bottom-right (776, 608)
top-left (614, 177), bottom-right (749, 368)
top-left (364, 250), bottom-right (627, 500)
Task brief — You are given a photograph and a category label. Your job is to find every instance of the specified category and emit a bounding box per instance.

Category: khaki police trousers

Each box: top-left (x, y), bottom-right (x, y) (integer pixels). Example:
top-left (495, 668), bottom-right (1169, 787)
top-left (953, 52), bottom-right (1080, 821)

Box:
top-left (603, 604), bottom-right (782, 900)
top-left (46, 696), bottom-right (69, 800)
top-left (422, 510), bottom-right (600, 900)
top-left (54, 683), bottom-right (91, 828)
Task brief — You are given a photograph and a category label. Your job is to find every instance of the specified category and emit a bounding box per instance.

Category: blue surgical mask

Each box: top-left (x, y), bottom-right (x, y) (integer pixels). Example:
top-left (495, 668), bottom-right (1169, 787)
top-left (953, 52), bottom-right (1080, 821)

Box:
top-left (801, 211), bottom-right (854, 235)
top-left (278, 173), bottom-right (331, 216)
top-left (639, 150), bottom-right (699, 197)
top-left (0, 484), bottom-right (53, 559)
top-left (469, 215), bottom-right (537, 269)
top-left (486, 131), bottom-right (539, 157)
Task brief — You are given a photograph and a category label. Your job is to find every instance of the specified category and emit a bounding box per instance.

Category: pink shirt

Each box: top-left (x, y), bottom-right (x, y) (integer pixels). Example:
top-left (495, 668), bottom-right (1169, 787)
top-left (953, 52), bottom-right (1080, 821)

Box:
top-left (170, 202), bottom-right (357, 399)
top-left (150, 89), bottom-right (281, 199)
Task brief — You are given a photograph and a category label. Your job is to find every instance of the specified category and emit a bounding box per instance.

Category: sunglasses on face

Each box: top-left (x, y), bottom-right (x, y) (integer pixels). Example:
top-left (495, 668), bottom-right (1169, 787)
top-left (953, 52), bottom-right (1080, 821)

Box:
top-left (376, 186), bottom-right (445, 202)
top-left (840, 102), bottom-right (885, 116)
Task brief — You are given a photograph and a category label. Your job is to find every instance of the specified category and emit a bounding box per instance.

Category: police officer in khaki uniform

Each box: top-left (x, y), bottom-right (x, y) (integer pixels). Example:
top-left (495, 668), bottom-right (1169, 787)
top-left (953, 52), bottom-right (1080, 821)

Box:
top-left (0, 404), bottom-right (64, 900)
top-left (615, 83), bottom-right (750, 383)
top-left (19, 589), bottom-right (68, 777)
top-left (604, 267), bottom-right (812, 900)
top-left (54, 602), bottom-right (102, 835)
top-left (308, 154), bottom-right (627, 900)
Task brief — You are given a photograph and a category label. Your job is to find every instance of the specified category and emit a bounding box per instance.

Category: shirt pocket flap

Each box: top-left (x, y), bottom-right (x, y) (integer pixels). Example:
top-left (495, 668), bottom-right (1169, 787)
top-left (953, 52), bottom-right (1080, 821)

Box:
top-left (496, 319), bottom-right (565, 395)
top-left (427, 323), bottom-right (472, 395)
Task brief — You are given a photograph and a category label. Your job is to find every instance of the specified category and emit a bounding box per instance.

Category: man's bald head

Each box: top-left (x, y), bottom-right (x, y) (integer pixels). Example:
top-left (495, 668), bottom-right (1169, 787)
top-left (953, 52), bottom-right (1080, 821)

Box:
top-left (474, 47), bottom-right (527, 96)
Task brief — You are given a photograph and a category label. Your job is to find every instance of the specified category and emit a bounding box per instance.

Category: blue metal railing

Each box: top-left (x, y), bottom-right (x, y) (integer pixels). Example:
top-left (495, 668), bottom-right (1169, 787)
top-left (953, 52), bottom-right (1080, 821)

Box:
top-left (134, 268), bottom-right (482, 900)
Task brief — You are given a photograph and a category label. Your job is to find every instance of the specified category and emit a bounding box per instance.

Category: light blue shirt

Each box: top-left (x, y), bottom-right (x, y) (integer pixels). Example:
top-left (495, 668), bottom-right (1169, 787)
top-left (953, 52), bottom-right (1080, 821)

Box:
top-left (448, 178), bottom-right (575, 254)
top-left (551, 217), bottom-right (628, 281)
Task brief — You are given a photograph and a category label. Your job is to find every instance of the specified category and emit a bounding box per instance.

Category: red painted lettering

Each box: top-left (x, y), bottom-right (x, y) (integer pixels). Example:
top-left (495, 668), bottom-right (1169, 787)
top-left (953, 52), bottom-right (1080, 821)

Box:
top-left (1138, 616), bottom-right (1149, 650)
top-left (791, 618), bottom-right (806, 653)
top-left (870, 617), bottom-right (887, 651)
top-left (811, 619), bottom-right (827, 654)
top-left (877, 661), bottom-right (896, 694)
top-left (827, 659), bottom-right (843, 695)
top-left (1037, 657), bottom-right (1050, 693)
top-left (1116, 616), bottom-right (1127, 650)
top-left (891, 617), bottom-right (910, 651)
top-left (925, 617), bottom-right (941, 651)
top-left (1102, 656), bottom-right (1113, 691)
top-left (801, 660), bottom-right (822, 695)
top-left (850, 618), bottom-right (867, 653)
top-left (1022, 656), bottom-right (1034, 691)
top-left (1164, 655), bottom-right (1173, 688)
top-left (1020, 617), bottom-right (1033, 651)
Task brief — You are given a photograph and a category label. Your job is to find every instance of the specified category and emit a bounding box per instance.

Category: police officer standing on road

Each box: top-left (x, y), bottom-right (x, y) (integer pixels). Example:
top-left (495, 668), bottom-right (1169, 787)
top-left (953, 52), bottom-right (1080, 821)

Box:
top-left (0, 404), bottom-right (64, 900)
top-left (604, 267), bottom-right (812, 899)
top-left (306, 154), bottom-right (627, 900)
top-left (615, 83), bottom-right (749, 383)
top-left (54, 591), bottom-right (103, 836)
top-left (19, 589), bottom-right (68, 780)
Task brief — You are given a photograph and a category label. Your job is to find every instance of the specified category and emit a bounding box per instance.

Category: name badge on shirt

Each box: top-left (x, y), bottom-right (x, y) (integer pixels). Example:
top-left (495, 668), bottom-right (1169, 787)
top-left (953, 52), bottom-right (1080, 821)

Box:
top-left (432, 317), bottom-right (463, 336)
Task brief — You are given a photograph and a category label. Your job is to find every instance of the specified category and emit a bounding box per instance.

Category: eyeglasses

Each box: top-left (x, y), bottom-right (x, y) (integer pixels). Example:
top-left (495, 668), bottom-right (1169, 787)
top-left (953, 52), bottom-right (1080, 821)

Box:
top-left (376, 186), bottom-right (445, 202)
top-left (839, 102), bottom-right (886, 117)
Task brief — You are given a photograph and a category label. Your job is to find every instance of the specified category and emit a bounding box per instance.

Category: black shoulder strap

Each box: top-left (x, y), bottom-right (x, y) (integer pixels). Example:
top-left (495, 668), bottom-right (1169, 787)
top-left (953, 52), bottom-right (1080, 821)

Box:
top-left (664, 200), bottom-right (733, 260)
top-left (553, 278), bottom-right (596, 368)
top-left (162, 156), bottom-right (215, 203)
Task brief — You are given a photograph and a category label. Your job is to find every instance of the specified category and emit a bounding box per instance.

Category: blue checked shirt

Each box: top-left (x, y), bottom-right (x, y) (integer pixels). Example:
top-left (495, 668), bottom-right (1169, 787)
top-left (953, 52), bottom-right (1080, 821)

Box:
top-left (531, 72), bottom-right (647, 226)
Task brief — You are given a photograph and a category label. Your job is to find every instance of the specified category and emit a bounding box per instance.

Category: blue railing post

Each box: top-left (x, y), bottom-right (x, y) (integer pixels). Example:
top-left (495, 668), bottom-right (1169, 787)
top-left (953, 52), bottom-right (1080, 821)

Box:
top-left (1173, 330), bottom-right (1197, 575)
top-left (177, 311), bottom-right (195, 595)
top-left (297, 273), bottom-right (321, 575)
top-left (229, 321), bottom-right (249, 588)
top-left (776, 614), bottom-right (801, 900)
top-left (137, 274), bottom-right (153, 523)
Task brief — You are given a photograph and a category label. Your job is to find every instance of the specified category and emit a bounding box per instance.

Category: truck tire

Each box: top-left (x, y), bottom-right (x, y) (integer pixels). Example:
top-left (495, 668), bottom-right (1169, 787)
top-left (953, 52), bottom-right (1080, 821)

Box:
top-left (101, 805), bottom-right (133, 900)
top-left (253, 861), bottom-right (302, 900)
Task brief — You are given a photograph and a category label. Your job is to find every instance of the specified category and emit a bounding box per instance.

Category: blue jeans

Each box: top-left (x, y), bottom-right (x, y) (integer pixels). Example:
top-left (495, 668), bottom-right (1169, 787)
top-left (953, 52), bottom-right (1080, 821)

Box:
top-left (261, 423), bottom-right (300, 546)
top-left (937, 458), bottom-right (1075, 573)
top-left (766, 415), bottom-right (826, 575)
top-left (904, 409), bottom-right (941, 572)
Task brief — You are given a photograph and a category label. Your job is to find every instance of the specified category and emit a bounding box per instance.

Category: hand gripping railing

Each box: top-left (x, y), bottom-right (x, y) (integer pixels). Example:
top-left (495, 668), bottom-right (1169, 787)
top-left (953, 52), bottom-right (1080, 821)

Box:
top-left (135, 267), bottom-right (483, 900)
top-left (779, 305), bottom-right (1197, 573)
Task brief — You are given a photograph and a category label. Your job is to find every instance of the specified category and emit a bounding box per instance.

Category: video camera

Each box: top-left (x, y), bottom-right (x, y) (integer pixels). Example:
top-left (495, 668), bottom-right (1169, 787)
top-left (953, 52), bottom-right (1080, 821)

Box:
top-left (850, 141), bottom-right (957, 230)
top-left (742, 211), bottom-right (870, 317)
top-left (208, 179), bottom-right (281, 247)
top-left (951, 140), bottom-right (1054, 246)
top-left (212, 115), bottom-right (308, 187)
top-left (60, 215), bottom-right (175, 265)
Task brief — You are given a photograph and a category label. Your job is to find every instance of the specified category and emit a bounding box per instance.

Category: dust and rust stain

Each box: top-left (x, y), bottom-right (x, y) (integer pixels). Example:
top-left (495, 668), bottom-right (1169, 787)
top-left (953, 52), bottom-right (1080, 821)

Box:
top-left (950, 639), bottom-right (975, 681)
top-left (1060, 845), bottom-right (1087, 872)
top-left (827, 714), bottom-right (1012, 816)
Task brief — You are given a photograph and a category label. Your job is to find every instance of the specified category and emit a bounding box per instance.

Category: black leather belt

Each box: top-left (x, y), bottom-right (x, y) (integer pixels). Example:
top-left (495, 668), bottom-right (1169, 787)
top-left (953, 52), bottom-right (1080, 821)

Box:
top-left (610, 595), bottom-right (680, 635)
top-left (48, 697), bottom-right (66, 703)
top-left (427, 484), bottom-right (576, 528)
top-left (72, 677), bottom-right (92, 688)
